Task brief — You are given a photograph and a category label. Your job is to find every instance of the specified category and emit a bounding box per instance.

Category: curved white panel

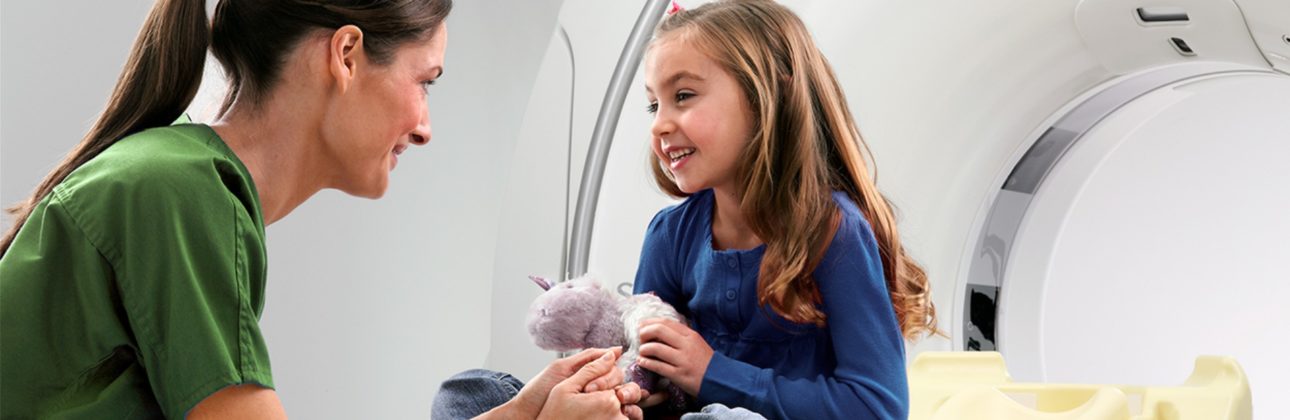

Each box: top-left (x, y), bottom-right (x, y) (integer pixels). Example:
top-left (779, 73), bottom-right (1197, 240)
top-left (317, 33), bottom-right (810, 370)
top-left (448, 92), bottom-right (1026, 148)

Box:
top-left (1075, 0), bottom-right (1269, 73)
top-left (999, 71), bottom-right (1290, 418)
top-left (804, 0), bottom-right (1110, 354)
top-left (1234, 0), bottom-right (1290, 73)
top-left (483, 27), bottom-right (577, 381)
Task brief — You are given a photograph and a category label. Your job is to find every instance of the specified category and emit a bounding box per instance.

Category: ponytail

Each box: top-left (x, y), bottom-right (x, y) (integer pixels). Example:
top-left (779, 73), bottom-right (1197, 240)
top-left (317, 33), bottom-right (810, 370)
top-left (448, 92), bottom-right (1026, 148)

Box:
top-left (1, 0), bottom-right (208, 255)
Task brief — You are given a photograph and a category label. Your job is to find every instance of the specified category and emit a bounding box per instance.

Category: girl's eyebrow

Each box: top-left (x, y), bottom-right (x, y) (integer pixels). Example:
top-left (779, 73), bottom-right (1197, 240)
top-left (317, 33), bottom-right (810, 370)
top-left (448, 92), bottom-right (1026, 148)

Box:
top-left (645, 70), bottom-right (705, 93)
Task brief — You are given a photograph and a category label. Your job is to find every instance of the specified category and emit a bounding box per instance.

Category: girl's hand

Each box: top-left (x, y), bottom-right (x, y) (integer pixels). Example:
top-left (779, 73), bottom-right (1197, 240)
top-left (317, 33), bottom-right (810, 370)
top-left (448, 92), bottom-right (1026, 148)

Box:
top-left (637, 318), bottom-right (713, 396)
top-left (636, 389), bottom-right (670, 408)
top-left (615, 382), bottom-right (646, 420)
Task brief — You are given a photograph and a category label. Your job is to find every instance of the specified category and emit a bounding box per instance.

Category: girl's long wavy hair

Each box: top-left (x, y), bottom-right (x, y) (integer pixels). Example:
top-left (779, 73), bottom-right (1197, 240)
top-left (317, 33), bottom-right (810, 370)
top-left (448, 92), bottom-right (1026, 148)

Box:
top-left (1, 0), bottom-right (452, 256)
top-left (649, 0), bottom-right (938, 339)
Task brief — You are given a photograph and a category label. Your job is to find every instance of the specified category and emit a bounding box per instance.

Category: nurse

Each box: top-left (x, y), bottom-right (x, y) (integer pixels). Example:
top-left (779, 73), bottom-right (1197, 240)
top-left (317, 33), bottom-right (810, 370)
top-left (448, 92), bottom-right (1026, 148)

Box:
top-left (0, 0), bottom-right (641, 418)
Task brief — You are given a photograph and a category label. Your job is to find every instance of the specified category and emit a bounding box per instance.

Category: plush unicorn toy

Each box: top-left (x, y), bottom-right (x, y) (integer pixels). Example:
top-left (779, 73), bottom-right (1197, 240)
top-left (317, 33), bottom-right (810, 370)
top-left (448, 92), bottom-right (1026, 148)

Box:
top-left (526, 275), bottom-right (689, 410)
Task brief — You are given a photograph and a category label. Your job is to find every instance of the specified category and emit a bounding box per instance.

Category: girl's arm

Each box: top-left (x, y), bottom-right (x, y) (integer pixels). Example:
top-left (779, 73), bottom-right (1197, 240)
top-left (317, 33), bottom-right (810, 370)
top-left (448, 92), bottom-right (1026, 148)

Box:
top-left (632, 211), bottom-right (684, 306)
top-left (697, 213), bottom-right (909, 420)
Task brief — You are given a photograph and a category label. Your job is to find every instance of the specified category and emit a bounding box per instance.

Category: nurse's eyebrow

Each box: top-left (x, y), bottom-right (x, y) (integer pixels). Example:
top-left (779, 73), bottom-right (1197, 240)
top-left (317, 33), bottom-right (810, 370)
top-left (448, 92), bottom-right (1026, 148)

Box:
top-left (645, 70), bottom-right (705, 94)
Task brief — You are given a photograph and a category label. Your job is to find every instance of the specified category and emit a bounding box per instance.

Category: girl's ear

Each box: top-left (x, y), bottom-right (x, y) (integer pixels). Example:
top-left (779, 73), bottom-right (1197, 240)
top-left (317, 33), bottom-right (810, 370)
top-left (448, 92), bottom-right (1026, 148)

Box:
top-left (529, 275), bottom-right (553, 291)
top-left (328, 25), bottom-right (365, 94)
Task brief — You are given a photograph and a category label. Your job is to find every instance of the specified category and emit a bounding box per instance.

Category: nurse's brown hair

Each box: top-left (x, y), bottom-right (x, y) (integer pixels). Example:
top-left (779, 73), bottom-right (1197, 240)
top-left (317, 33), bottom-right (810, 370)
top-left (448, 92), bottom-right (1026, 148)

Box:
top-left (1, 0), bottom-right (452, 255)
top-left (648, 0), bottom-right (939, 339)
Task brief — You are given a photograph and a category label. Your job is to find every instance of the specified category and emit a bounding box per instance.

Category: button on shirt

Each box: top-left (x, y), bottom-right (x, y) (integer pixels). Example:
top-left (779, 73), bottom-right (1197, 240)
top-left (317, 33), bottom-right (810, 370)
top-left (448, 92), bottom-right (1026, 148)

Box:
top-left (634, 189), bottom-right (908, 419)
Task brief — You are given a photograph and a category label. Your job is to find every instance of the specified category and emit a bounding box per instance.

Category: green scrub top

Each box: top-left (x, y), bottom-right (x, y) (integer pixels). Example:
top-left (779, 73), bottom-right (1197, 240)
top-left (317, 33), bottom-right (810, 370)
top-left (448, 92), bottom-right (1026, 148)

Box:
top-left (0, 123), bottom-right (274, 418)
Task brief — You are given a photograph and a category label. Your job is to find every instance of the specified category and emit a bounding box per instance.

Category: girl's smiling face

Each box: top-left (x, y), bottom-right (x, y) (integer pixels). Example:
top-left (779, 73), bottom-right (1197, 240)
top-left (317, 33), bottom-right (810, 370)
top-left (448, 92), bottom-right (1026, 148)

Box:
top-left (644, 35), bottom-right (754, 195)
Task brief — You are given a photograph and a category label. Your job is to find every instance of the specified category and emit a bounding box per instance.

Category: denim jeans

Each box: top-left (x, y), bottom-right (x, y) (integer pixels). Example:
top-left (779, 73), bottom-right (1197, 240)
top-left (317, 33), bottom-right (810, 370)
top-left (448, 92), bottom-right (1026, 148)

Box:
top-left (431, 369), bottom-right (524, 420)
top-left (680, 403), bottom-right (767, 420)
top-left (431, 369), bottom-right (766, 420)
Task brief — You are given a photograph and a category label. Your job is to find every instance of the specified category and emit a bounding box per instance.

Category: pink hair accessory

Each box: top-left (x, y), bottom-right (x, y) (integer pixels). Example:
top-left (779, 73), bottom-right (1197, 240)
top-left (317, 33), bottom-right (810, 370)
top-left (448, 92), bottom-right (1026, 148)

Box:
top-left (667, 0), bottom-right (684, 15)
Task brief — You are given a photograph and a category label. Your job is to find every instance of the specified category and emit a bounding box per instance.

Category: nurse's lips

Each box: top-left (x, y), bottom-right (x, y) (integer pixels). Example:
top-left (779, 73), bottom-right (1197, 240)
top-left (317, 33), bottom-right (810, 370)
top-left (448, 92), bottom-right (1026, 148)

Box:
top-left (391, 144), bottom-right (408, 170)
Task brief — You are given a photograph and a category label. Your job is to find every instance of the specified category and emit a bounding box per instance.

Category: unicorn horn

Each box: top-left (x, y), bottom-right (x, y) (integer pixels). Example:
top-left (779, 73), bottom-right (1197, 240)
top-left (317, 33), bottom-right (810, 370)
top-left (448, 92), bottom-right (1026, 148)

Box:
top-left (529, 275), bottom-right (553, 291)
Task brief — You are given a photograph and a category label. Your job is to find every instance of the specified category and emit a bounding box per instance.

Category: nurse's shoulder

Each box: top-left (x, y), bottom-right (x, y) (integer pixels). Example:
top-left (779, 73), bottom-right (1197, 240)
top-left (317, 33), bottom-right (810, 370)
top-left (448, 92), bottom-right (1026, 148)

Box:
top-left (56, 124), bottom-right (257, 214)
top-left (50, 123), bottom-right (262, 247)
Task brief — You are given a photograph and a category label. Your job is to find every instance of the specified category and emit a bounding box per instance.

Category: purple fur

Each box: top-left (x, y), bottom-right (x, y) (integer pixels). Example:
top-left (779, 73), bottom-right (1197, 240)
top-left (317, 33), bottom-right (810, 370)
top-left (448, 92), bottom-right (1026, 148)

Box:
top-left (525, 274), bottom-right (691, 411)
top-left (667, 384), bottom-right (690, 412)
top-left (526, 277), bottom-right (625, 351)
top-left (627, 362), bottom-right (657, 390)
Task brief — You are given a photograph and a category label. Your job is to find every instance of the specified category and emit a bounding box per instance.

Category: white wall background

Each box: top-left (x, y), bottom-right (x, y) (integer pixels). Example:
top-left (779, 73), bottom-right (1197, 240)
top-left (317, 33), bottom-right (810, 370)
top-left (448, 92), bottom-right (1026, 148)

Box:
top-left (2, 0), bottom-right (156, 217)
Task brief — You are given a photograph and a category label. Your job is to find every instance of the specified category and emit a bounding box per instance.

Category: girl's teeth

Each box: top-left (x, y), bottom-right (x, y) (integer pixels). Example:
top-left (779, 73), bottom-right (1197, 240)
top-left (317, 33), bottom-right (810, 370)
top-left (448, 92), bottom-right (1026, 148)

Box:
top-left (668, 148), bottom-right (695, 161)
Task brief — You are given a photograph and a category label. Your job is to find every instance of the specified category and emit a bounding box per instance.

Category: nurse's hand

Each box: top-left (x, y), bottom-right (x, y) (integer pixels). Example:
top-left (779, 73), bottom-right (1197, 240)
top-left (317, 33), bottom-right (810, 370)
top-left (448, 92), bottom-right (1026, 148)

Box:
top-left (537, 350), bottom-right (629, 420)
top-left (638, 318), bottom-right (713, 396)
top-left (510, 347), bottom-right (625, 418)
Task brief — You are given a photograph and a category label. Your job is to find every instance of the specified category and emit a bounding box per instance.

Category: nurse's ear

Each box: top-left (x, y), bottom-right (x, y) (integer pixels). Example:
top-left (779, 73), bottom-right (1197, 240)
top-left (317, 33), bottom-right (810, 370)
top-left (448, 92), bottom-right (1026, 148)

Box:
top-left (327, 25), bottom-right (366, 95)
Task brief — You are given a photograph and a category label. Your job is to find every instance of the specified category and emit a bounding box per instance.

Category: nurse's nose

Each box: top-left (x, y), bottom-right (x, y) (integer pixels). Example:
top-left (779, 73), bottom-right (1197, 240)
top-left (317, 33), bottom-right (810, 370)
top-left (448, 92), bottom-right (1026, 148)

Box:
top-left (410, 109), bottom-right (432, 146)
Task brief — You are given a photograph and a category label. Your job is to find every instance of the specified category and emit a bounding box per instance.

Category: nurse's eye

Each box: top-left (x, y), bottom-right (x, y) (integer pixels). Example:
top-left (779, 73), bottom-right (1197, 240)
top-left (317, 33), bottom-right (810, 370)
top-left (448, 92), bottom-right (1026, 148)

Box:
top-left (646, 101), bottom-right (658, 115)
top-left (421, 80), bottom-right (437, 93)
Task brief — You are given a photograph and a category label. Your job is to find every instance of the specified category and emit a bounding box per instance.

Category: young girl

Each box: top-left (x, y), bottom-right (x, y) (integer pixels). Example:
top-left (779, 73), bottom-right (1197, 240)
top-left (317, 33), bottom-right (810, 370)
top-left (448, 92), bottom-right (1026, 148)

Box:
top-left (632, 1), bottom-right (938, 418)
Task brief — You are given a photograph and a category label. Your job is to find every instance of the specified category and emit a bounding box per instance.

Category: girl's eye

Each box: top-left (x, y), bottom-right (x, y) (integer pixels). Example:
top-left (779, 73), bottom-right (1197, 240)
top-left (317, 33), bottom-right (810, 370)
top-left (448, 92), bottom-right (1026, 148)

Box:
top-left (646, 102), bottom-right (658, 114)
top-left (676, 91), bottom-right (694, 102)
top-left (421, 80), bottom-right (437, 93)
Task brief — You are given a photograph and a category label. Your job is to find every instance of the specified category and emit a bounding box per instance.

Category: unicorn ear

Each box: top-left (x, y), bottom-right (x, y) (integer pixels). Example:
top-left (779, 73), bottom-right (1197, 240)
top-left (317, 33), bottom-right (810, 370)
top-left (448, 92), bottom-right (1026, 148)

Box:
top-left (529, 275), bottom-right (553, 291)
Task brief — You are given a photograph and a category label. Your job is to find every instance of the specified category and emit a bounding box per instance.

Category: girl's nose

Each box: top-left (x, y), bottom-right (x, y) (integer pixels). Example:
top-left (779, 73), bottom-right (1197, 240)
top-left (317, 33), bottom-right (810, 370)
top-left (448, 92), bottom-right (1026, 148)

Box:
top-left (651, 112), bottom-right (676, 138)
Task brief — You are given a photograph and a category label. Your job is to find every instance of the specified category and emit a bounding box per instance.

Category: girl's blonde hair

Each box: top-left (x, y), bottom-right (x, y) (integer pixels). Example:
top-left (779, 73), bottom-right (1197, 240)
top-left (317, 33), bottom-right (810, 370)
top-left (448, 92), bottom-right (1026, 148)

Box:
top-left (649, 0), bottom-right (938, 339)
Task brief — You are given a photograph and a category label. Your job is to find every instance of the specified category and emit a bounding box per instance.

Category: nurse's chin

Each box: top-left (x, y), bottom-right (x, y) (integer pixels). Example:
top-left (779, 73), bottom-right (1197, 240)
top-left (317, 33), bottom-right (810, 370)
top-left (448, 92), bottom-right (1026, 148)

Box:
top-left (359, 188), bottom-right (389, 200)
top-left (338, 177), bottom-right (391, 200)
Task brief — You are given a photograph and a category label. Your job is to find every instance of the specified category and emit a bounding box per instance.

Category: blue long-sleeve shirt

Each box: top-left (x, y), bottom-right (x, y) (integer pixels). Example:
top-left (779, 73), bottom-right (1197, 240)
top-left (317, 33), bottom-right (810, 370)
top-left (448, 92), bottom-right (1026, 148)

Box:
top-left (633, 189), bottom-right (909, 419)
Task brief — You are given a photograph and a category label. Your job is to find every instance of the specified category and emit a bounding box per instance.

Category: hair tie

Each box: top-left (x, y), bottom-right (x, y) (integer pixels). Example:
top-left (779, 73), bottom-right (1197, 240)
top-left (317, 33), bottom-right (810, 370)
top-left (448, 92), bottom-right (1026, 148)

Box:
top-left (667, 0), bottom-right (684, 15)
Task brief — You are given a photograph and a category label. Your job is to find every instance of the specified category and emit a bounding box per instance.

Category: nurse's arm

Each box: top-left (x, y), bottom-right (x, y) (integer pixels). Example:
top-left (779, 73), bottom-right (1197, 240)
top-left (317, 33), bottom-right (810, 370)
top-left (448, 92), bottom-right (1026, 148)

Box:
top-left (187, 384), bottom-right (288, 419)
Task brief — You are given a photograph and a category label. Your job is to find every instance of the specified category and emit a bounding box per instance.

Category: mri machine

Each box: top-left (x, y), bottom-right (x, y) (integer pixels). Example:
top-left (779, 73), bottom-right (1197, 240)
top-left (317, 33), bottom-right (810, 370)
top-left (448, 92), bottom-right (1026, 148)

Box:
top-left (5, 0), bottom-right (1281, 417)
top-left (480, 0), bottom-right (1289, 417)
